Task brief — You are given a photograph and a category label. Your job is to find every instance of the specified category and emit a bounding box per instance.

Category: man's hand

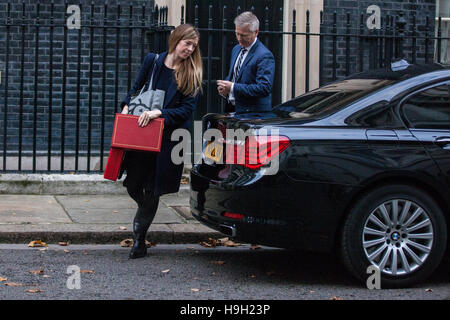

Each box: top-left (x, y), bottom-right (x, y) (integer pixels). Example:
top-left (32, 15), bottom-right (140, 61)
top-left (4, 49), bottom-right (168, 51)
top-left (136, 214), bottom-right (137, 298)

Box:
top-left (121, 105), bottom-right (129, 114)
top-left (217, 80), bottom-right (233, 96)
top-left (138, 109), bottom-right (162, 127)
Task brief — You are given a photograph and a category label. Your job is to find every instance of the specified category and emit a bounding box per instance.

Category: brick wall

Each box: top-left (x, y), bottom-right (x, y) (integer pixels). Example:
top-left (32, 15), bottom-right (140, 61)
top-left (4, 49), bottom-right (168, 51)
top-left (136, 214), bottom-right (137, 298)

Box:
top-left (0, 0), bottom-right (154, 156)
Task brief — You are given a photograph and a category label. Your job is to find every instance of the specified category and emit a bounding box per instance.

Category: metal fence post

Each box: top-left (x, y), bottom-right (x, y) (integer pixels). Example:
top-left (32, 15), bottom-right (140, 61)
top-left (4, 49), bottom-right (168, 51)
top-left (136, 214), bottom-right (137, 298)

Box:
top-left (291, 9), bottom-right (296, 98)
top-left (396, 12), bottom-right (407, 59)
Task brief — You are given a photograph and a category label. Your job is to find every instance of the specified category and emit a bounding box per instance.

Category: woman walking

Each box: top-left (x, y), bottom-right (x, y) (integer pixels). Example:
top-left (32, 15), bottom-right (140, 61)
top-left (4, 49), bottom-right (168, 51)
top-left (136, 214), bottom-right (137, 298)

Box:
top-left (120, 24), bottom-right (203, 259)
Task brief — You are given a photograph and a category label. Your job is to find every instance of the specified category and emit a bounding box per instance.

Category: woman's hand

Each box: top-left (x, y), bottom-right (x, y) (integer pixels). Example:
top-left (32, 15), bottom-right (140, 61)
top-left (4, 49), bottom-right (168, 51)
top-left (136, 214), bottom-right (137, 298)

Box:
top-left (138, 109), bottom-right (162, 127)
top-left (121, 105), bottom-right (129, 114)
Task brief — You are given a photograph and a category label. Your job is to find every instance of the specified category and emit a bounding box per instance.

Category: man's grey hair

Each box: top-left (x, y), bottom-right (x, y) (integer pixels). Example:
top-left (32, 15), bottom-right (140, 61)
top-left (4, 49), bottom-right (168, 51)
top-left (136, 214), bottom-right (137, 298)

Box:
top-left (234, 11), bottom-right (259, 32)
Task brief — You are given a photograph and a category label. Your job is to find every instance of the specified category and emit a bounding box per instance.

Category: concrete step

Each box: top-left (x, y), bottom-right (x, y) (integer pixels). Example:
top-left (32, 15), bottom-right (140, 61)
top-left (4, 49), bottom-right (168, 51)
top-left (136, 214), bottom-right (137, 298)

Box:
top-left (0, 173), bottom-right (190, 196)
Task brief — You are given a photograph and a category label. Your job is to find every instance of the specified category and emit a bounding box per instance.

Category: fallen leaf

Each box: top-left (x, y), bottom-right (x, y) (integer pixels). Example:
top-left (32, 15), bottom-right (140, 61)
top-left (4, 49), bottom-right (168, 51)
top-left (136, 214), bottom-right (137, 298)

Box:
top-left (43, 275), bottom-right (51, 278)
top-left (200, 237), bottom-right (242, 248)
top-left (146, 241), bottom-right (157, 248)
top-left (58, 242), bottom-right (68, 246)
top-left (310, 290), bottom-right (315, 294)
top-left (28, 240), bottom-right (48, 248)
top-left (0, 277), bottom-right (7, 282)
top-left (426, 288), bottom-right (433, 293)
top-left (216, 237), bottom-right (242, 247)
top-left (200, 240), bottom-right (216, 248)
top-left (331, 296), bottom-right (344, 300)
top-left (120, 239), bottom-right (134, 247)
top-left (250, 274), bottom-right (256, 278)
top-left (63, 250), bottom-right (70, 253)
top-left (4, 282), bottom-right (23, 287)
top-left (30, 269), bottom-right (44, 275)
top-left (80, 270), bottom-right (94, 274)
top-left (120, 239), bottom-right (156, 248)
top-left (84, 210), bottom-right (89, 214)
top-left (161, 269), bottom-right (170, 274)
top-left (113, 210), bottom-right (118, 214)
top-left (191, 288), bottom-right (200, 292)
top-left (85, 200), bottom-right (90, 202)
top-left (210, 260), bottom-right (226, 265)
top-left (250, 244), bottom-right (261, 250)
top-left (27, 289), bottom-right (42, 293)
top-left (119, 226), bottom-right (127, 231)
top-left (223, 240), bottom-right (241, 247)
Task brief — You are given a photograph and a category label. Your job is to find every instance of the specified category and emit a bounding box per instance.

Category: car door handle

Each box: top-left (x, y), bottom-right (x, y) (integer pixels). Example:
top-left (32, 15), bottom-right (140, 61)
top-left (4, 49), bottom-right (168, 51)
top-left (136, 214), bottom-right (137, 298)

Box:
top-left (366, 129), bottom-right (399, 141)
top-left (435, 137), bottom-right (450, 149)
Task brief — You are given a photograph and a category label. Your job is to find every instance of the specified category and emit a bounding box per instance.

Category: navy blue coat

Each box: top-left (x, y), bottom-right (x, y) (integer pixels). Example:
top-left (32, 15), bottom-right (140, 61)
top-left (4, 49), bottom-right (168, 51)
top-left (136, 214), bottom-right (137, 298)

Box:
top-left (225, 39), bottom-right (275, 113)
top-left (121, 52), bottom-right (198, 196)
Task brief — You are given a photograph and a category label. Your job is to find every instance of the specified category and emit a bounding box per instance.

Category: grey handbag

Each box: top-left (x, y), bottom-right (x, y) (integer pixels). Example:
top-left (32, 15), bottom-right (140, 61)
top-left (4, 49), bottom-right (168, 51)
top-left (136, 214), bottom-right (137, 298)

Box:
top-left (128, 54), bottom-right (165, 116)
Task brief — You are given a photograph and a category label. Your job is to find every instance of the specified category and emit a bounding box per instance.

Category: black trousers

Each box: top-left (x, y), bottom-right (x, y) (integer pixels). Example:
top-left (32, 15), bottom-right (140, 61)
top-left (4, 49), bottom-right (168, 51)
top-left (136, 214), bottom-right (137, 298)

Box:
top-left (127, 186), bottom-right (160, 237)
top-left (123, 151), bottom-right (160, 237)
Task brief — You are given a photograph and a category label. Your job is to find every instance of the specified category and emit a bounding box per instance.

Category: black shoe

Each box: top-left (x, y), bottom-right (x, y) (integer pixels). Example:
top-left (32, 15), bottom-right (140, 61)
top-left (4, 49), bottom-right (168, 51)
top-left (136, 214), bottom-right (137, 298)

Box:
top-left (128, 239), bottom-right (147, 259)
top-left (129, 209), bottom-right (150, 259)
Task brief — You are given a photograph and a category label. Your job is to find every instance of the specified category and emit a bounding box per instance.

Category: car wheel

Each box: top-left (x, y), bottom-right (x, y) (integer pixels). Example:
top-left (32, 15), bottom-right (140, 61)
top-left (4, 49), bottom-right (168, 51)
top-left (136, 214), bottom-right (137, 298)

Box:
top-left (341, 184), bottom-right (447, 288)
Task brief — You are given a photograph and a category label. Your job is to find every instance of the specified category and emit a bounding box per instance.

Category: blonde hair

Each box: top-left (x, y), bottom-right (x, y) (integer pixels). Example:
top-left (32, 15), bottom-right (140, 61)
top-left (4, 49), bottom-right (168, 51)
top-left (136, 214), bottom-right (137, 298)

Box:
top-left (168, 24), bottom-right (203, 97)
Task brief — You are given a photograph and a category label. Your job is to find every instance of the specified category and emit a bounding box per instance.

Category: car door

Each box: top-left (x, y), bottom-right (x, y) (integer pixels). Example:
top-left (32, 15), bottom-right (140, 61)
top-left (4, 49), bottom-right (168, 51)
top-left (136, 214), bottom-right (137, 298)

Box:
top-left (400, 82), bottom-right (450, 190)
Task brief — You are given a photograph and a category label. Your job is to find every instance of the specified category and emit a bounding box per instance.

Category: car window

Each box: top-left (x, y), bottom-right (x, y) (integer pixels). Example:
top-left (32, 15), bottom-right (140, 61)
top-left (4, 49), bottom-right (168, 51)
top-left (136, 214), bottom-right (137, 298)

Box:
top-left (274, 79), bottom-right (394, 119)
top-left (345, 101), bottom-right (403, 128)
top-left (402, 84), bottom-right (450, 129)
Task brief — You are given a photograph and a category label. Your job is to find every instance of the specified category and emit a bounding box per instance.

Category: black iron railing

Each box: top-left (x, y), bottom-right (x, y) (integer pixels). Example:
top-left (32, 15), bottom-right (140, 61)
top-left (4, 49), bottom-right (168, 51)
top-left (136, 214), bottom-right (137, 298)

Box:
top-left (1, 0), bottom-right (156, 173)
top-left (0, 1), bottom-right (448, 174)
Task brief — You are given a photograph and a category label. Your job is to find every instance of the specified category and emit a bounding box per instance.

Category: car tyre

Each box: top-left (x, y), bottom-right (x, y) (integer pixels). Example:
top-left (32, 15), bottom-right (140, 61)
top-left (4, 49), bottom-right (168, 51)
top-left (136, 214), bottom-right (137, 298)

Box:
top-left (341, 184), bottom-right (447, 288)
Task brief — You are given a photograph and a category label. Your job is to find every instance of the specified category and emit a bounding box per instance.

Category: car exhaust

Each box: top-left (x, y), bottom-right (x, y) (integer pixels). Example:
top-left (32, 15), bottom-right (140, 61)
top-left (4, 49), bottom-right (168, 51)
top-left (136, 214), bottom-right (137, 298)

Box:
top-left (219, 224), bottom-right (236, 237)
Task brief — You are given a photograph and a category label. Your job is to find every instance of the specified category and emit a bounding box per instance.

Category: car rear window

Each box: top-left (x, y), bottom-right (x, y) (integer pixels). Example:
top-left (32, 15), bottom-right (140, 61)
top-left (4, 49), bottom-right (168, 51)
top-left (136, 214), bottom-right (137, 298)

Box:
top-left (274, 79), bottom-right (394, 119)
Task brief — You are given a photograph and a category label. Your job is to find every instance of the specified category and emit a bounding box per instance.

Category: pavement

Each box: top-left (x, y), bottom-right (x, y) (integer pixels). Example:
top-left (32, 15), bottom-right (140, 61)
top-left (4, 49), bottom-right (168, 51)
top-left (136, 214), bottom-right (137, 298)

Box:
top-left (0, 173), bottom-right (222, 245)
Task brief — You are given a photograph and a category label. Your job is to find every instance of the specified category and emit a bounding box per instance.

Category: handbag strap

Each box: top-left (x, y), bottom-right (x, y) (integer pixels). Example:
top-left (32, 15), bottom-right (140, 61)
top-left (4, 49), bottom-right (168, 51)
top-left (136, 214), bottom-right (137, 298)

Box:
top-left (146, 54), bottom-right (159, 92)
top-left (136, 54), bottom-right (159, 96)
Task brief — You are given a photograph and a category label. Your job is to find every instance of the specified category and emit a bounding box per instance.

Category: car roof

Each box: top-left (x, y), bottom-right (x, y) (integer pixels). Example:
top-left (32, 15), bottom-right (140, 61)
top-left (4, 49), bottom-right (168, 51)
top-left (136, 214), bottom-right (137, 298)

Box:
top-left (310, 63), bottom-right (449, 126)
top-left (346, 61), bottom-right (450, 83)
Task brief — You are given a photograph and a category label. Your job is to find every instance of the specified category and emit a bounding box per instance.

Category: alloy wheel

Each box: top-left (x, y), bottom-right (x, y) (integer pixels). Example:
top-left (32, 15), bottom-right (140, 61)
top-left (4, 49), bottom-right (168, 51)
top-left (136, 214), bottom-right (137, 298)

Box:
top-left (362, 199), bottom-right (434, 276)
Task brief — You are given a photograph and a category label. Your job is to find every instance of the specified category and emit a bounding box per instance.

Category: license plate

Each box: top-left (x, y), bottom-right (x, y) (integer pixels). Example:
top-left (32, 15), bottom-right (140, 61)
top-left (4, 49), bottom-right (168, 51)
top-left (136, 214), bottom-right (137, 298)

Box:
top-left (204, 142), bottom-right (223, 163)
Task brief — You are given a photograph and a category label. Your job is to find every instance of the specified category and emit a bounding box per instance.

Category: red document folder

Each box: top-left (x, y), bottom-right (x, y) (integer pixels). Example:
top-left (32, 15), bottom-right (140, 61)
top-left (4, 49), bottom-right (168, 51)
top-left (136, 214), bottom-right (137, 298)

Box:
top-left (111, 114), bottom-right (164, 152)
top-left (104, 147), bottom-right (125, 181)
top-left (104, 114), bottom-right (165, 181)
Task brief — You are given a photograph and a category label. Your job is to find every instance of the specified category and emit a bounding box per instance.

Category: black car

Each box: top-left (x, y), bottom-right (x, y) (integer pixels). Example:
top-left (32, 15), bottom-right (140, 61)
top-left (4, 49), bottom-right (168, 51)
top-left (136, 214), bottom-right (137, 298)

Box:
top-left (190, 61), bottom-right (450, 287)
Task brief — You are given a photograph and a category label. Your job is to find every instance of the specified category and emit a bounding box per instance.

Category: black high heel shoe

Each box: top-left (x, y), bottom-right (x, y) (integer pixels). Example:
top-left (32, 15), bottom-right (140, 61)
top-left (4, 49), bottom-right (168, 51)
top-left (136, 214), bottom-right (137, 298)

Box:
top-left (129, 238), bottom-right (147, 259)
top-left (128, 210), bottom-right (150, 259)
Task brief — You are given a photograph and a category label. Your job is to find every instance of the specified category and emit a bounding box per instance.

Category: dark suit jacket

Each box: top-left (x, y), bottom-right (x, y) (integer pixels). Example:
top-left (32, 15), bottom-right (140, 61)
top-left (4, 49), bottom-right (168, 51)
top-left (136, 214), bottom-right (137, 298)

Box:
top-left (121, 52), bottom-right (198, 196)
top-left (225, 39), bottom-right (275, 113)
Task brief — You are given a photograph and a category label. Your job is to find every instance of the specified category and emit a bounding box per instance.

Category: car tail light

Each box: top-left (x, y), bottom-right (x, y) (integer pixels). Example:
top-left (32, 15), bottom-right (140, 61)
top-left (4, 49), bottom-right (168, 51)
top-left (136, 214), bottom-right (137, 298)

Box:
top-left (223, 212), bottom-right (244, 220)
top-left (226, 135), bottom-right (290, 169)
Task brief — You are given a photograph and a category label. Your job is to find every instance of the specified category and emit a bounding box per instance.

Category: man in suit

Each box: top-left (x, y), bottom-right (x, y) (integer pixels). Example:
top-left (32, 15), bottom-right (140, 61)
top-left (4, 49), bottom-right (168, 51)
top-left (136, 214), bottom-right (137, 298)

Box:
top-left (217, 11), bottom-right (275, 114)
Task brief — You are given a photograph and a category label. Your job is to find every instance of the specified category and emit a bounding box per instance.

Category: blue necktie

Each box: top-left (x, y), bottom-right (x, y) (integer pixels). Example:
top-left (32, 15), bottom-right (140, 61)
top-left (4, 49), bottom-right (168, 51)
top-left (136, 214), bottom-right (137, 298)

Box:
top-left (232, 48), bottom-right (247, 83)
